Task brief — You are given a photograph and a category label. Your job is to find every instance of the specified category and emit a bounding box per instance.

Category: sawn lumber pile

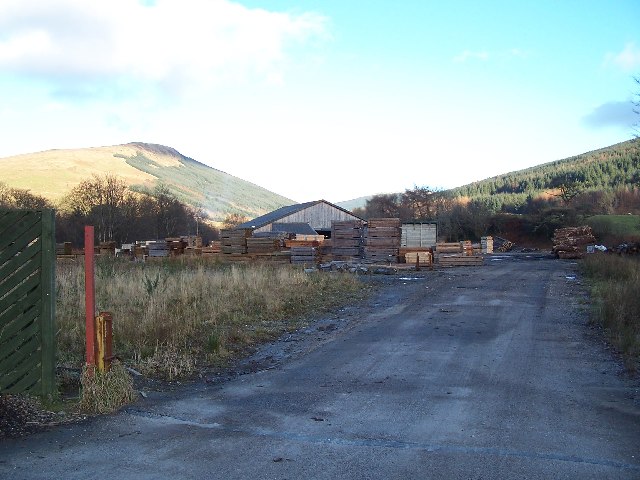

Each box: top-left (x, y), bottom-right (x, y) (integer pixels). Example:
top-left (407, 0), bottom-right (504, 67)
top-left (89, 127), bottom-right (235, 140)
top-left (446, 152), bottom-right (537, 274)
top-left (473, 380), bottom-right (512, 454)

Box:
top-left (363, 218), bottom-right (401, 263)
top-left (552, 226), bottom-right (596, 259)
top-left (221, 228), bottom-right (252, 254)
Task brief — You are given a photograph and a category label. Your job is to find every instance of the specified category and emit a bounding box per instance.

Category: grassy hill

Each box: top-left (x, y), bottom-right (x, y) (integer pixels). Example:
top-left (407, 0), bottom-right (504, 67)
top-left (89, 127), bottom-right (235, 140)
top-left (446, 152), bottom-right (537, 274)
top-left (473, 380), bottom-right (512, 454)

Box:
top-left (0, 142), bottom-right (294, 222)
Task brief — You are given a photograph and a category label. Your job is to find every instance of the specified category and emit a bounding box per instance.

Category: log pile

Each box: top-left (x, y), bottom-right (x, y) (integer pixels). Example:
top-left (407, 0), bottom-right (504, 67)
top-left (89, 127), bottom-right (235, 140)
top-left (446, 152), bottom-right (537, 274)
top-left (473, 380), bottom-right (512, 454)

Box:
top-left (363, 218), bottom-right (401, 263)
top-left (331, 220), bottom-right (363, 261)
top-left (221, 228), bottom-right (252, 254)
top-left (552, 226), bottom-right (596, 259)
top-left (494, 236), bottom-right (514, 252)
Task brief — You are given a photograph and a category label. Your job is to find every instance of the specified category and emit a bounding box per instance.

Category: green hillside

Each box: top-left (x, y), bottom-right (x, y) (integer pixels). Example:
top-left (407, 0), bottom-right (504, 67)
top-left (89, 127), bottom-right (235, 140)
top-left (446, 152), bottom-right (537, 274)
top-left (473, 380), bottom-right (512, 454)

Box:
top-left (452, 139), bottom-right (640, 201)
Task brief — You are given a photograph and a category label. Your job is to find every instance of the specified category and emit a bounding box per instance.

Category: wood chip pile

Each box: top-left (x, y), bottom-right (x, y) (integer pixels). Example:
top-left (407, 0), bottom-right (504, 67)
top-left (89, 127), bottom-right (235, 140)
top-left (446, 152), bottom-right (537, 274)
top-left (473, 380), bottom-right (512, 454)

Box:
top-left (552, 226), bottom-right (596, 259)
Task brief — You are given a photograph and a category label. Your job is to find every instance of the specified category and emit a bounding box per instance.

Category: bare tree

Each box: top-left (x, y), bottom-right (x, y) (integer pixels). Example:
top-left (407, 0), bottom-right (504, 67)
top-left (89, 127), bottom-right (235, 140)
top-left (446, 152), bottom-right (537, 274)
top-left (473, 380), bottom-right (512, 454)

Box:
top-left (0, 182), bottom-right (52, 209)
top-left (63, 174), bottom-right (131, 242)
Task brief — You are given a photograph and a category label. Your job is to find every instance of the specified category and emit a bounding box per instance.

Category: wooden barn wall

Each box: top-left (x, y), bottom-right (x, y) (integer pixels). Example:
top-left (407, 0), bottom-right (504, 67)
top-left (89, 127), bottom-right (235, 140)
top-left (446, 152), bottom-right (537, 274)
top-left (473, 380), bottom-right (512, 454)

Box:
top-left (254, 203), bottom-right (360, 233)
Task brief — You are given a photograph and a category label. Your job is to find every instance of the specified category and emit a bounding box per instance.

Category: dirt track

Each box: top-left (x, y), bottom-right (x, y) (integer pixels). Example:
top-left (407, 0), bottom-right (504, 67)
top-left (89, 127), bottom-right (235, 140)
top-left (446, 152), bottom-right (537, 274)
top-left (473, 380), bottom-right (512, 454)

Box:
top-left (1, 253), bottom-right (639, 479)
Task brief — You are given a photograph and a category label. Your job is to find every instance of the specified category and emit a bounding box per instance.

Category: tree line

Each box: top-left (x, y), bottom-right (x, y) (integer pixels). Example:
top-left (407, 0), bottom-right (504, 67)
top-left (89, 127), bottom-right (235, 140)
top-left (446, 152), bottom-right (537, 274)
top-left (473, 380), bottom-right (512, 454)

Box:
top-left (0, 175), bottom-right (219, 246)
top-left (354, 183), bottom-right (640, 243)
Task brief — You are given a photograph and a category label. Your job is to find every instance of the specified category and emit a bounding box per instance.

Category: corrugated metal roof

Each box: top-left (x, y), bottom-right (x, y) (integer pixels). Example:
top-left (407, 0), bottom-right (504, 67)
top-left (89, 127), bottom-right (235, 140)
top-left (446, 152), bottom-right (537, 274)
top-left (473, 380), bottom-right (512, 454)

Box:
top-left (237, 201), bottom-right (319, 229)
top-left (272, 223), bottom-right (318, 235)
top-left (237, 200), bottom-right (362, 230)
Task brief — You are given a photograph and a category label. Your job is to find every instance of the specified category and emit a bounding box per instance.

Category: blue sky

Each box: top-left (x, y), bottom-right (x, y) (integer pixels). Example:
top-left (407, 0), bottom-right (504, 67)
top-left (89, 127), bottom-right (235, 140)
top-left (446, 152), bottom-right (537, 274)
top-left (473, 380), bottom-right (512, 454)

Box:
top-left (0, 0), bottom-right (638, 203)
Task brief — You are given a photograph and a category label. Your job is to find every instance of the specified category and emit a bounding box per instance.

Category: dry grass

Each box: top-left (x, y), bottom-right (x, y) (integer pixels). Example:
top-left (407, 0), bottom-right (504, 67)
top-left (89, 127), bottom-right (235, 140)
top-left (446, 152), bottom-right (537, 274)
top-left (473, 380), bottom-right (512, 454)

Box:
top-left (78, 362), bottom-right (137, 414)
top-left (582, 254), bottom-right (640, 372)
top-left (56, 257), bottom-right (365, 379)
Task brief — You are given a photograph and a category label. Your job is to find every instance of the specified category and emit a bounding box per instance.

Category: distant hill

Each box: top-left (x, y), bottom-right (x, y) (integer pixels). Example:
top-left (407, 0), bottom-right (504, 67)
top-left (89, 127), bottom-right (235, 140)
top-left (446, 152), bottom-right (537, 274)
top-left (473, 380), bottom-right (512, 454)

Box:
top-left (337, 195), bottom-right (375, 211)
top-left (451, 139), bottom-right (640, 199)
top-left (0, 142), bottom-right (294, 222)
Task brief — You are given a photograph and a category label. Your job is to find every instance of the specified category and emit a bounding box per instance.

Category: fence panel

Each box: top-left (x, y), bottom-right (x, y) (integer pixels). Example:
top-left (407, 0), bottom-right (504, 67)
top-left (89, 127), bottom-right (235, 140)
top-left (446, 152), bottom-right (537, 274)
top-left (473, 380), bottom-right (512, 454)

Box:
top-left (0, 209), bottom-right (56, 395)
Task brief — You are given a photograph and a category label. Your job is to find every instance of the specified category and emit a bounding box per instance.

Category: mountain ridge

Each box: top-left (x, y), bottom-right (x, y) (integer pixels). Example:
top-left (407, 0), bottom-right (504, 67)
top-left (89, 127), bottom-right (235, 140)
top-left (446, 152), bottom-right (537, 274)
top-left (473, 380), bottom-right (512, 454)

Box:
top-left (0, 142), bottom-right (294, 222)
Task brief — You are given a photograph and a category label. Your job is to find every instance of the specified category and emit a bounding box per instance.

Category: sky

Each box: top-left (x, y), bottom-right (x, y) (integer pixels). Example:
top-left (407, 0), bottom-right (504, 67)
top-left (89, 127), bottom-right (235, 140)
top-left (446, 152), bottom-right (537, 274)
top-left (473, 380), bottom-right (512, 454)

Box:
top-left (0, 0), bottom-right (639, 203)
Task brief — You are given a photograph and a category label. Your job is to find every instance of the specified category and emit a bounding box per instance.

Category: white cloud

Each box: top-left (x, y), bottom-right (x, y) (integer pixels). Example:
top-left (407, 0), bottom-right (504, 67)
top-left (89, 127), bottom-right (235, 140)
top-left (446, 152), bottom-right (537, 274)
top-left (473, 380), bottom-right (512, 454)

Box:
top-left (453, 50), bottom-right (489, 63)
top-left (604, 42), bottom-right (640, 71)
top-left (0, 0), bottom-right (329, 96)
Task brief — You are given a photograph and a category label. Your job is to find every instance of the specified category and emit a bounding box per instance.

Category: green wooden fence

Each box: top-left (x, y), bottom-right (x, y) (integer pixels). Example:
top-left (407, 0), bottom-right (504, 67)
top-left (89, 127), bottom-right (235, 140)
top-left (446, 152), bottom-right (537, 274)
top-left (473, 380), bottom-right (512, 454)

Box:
top-left (0, 210), bottom-right (56, 395)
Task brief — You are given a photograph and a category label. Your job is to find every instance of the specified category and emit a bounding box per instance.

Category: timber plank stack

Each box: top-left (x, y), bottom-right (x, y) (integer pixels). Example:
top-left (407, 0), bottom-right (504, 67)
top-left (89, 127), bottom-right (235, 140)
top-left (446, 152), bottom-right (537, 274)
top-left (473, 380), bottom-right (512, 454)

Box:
top-left (246, 237), bottom-right (284, 254)
top-left (435, 241), bottom-right (484, 267)
top-left (146, 240), bottom-right (169, 257)
top-left (438, 255), bottom-right (484, 267)
top-left (435, 242), bottom-right (463, 254)
top-left (405, 251), bottom-right (433, 268)
top-left (363, 218), bottom-right (401, 263)
top-left (552, 226), bottom-right (596, 259)
top-left (221, 228), bottom-right (252, 254)
top-left (331, 220), bottom-right (364, 261)
top-left (290, 246), bottom-right (318, 265)
top-left (481, 236), bottom-right (494, 254)
top-left (56, 242), bottom-right (72, 256)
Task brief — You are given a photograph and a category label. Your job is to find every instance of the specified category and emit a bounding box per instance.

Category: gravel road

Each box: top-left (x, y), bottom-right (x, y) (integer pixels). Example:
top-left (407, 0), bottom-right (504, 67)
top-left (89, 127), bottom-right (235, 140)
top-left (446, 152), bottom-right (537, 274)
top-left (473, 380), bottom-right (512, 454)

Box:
top-left (1, 253), bottom-right (639, 479)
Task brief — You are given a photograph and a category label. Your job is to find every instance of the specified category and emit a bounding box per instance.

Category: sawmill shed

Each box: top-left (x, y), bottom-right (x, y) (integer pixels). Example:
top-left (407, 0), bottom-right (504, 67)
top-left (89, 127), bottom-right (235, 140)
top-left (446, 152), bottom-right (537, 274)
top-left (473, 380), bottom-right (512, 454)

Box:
top-left (238, 200), bottom-right (363, 237)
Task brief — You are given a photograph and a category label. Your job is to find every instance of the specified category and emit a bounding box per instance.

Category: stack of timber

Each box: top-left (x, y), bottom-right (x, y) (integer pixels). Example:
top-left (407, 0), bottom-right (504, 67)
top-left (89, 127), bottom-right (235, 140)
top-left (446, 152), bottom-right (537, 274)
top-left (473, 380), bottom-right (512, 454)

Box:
top-left (461, 240), bottom-right (474, 256)
top-left (437, 254), bottom-right (484, 267)
top-left (481, 236), bottom-right (494, 254)
top-left (552, 226), bottom-right (596, 259)
top-left (405, 251), bottom-right (433, 268)
top-left (202, 241), bottom-right (221, 256)
top-left (363, 218), bottom-right (401, 263)
top-left (435, 240), bottom-right (484, 267)
top-left (221, 228), bottom-right (252, 254)
top-left (146, 240), bottom-right (169, 257)
top-left (435, 242), bottom-right (463, 254)
top-left (284, 234), bottom-right (325, 248)
top-left (331, 220), bottom-right (364, 261)
top-left (56, 242), bottom-right (72, 256)
top-left (99, 241), bottom-right (116, 256)
top-left (166, 237), bottom-right (187, 256)
top-left (246, 237), bottom-right (285, 254)
top-left (290, 246), bottom-right (318, 265)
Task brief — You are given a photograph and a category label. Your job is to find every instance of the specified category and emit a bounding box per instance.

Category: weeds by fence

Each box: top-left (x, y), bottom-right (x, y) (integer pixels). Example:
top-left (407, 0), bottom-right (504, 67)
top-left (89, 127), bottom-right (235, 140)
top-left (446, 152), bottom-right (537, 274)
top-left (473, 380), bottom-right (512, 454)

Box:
top-left (582, 254), bottom-right (640, 372)
top-left (56, 257), bottom-right (365, 379)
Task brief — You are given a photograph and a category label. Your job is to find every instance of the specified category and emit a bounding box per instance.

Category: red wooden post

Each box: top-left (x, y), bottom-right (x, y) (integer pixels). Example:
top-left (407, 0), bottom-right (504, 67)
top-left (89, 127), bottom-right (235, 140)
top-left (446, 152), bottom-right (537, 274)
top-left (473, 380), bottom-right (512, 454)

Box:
top-left (84, 226), bottom-right (96, 366)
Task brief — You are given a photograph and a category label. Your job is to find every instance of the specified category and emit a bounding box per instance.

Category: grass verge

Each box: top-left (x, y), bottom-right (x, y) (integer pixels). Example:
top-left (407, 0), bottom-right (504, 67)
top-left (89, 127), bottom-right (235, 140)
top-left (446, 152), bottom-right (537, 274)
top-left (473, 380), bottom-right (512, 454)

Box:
top-left (581, 254), bottom-right (640, 372)
top-left (56, 257), bottom-right (367, 380)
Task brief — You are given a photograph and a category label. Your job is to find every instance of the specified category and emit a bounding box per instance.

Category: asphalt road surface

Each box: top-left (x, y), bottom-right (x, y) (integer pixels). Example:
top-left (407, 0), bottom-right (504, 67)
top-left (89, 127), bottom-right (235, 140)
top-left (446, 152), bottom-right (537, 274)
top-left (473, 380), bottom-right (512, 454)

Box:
top-left (1, 253), bottom-right (639, 479)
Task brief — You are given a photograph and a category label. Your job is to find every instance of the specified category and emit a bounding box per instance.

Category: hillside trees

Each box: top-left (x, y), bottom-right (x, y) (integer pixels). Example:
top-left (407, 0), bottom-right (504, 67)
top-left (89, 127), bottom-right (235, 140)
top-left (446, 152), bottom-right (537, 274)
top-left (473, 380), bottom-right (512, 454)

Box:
top-left (0, 182), bottom-right (52, 209)
top-left (56, 175), bottom-right (218, 245)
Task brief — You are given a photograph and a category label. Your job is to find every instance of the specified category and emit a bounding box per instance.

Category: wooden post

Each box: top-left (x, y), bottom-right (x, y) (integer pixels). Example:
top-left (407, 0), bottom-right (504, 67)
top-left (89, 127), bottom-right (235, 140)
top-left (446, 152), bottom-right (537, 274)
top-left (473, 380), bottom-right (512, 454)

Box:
top-left (40, 209), bottom-right (56, 395)
top-left (84, 226), bottom-right (96, 367)
top-left (95, 312), bottom-right (113, 373)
